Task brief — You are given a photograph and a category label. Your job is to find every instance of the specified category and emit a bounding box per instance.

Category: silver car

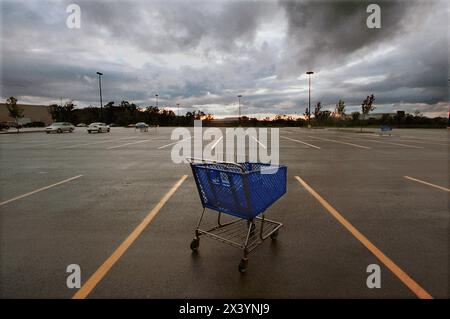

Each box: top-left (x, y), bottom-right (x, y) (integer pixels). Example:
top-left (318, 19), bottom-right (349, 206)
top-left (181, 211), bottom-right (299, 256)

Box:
top-left (46, 122), bottom-right (75, 134)
top-left (87, 122), bottom-right (110, 133)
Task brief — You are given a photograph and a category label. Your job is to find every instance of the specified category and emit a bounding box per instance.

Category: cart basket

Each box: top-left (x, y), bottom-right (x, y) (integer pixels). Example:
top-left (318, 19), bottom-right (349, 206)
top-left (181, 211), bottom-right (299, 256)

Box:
top-left (190, 161), bottom-right (287, 220)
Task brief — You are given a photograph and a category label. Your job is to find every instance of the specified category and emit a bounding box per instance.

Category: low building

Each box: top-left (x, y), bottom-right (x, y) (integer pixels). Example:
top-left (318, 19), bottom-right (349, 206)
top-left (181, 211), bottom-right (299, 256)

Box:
top-left (0, 103), bottom-right (53, 125)
top-left (366, 113), bottom-right (397, 120)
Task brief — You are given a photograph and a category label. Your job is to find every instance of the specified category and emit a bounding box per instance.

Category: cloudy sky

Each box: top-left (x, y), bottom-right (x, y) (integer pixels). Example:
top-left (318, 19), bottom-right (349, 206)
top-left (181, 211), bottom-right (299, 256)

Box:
top-left (1, 0), bottom-right (449, 118)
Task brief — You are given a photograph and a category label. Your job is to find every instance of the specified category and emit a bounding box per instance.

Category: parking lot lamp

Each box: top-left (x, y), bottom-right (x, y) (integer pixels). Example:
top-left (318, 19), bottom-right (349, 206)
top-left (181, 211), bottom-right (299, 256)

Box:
top-left (237, 95), bottom-right (242, 126)
top-left (96, 72), bottom-right (103, 121)
top-left (306, 71), bottom-right (314, 128)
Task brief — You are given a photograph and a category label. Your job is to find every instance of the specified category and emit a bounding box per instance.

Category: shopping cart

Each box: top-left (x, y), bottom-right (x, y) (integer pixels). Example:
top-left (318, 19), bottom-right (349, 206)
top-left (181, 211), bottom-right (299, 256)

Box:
top-left (188, 158), bottom-right (287, 273)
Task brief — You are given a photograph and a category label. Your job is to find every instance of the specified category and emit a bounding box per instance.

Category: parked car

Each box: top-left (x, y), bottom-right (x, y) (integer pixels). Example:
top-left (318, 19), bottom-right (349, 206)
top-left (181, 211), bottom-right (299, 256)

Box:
top-left (1, 121), bottom-right (18, 130)
top-left (135, 122), bottom-right (149, 129)
top-left (46, 122), bottom-right (74, 133)
top-left (76, 123), bottom-right (87, 127)
top-left (87, 122), bottom-right (110, 133)
top-left (0, 122), bottom-right (11, 130)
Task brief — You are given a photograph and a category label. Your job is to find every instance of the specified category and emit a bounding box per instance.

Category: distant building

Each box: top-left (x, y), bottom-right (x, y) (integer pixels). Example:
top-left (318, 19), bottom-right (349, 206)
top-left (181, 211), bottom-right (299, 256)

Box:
top-left (366, 113), bottom-right (397, 120)
top-left (0, 103), bottom-right (53, 125)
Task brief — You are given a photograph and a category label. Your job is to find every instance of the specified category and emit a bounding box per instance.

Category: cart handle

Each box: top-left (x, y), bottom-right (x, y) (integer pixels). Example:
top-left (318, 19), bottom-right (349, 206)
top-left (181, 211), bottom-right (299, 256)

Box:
top-left (186, 157), bottom-right (246, 172)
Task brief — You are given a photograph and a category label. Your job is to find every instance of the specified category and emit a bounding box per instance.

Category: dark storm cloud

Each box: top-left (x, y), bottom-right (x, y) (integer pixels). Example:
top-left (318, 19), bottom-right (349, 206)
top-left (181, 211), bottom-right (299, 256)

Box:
top-left (75, 0), bottom-right (277, 53)
top-left (0, 0), bottom-right (448, 117)
top-left (279, 0), bottom-right (420, 73)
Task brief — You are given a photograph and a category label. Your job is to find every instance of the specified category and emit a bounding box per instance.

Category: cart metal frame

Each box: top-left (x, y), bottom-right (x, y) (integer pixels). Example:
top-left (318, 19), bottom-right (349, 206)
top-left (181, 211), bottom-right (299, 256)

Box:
top-left (188, 158), bottom-right (284, 273)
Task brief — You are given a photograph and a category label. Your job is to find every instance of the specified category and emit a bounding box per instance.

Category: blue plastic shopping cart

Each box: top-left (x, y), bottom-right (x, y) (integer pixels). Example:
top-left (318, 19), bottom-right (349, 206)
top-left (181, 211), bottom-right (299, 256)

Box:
top-left (189, 158), bottom-right (287, 273)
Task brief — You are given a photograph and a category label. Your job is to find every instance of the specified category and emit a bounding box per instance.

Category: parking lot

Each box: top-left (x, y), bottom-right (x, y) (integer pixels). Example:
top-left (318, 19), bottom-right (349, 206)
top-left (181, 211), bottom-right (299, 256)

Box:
top-left (0, 127), bottom-right (448, 298)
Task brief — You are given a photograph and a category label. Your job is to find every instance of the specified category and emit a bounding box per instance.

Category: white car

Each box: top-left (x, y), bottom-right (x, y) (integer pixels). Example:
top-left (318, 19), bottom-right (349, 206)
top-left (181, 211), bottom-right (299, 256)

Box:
top-left (46, 122), bottom-right (75, 133)
top-left (87, 122), bottom-right (110, 133)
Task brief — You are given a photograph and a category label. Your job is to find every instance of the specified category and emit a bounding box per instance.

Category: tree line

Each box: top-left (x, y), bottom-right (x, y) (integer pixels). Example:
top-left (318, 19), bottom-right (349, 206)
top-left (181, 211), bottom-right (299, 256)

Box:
top-left (48, 101), bottom-right (212, 126)
top-left (3, 95), bottom-right (448, 129)
top-left (299, 95), bottom-right (447, 129)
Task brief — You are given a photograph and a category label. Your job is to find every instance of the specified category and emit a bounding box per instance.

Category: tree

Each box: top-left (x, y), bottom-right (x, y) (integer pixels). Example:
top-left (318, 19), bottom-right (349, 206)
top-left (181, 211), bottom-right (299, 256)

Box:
top-left (380, 113), bottom-right (393, 125)
top-left (318, 110), bottom-right (331, 123)
top-left (303, 107), bottom-right (310, 124)
top-left (313, 102), bottom-right (331, 126)
top-left (48, 100), bottom-right (75, 122)
top-left (6, 96), bottom-right (23, 132)
top-left (361, 94), bottom-right (375, 132)
top-left (194, 111), bottom-right (205, 120)
top-left (62, 101), bottom-right (75, 122)
top-left (314, 102), bottom-right (322, 119)
top-left (351, 111), bottom-right (360, 121)
top-left (48, 104), bottom-right (60, 120)
top-left (335, 99), bottom-right (346, 117)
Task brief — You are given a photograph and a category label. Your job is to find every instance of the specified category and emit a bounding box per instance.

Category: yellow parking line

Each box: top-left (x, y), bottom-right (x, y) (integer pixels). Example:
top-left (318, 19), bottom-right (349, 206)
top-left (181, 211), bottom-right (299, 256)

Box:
top-left (404, 176), bottom-right (450, 192)
top-left (72, 175), bottom-right (188, 299)
top-left (294, 176), bottom-right (433, 299)
top-left (0, 175), bottom-right (83, 206)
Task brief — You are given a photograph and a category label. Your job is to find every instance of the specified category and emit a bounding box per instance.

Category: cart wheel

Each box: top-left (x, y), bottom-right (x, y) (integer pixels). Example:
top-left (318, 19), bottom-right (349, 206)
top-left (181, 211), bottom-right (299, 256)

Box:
top-left (190, 238), bottom-right (200, 251)
top-left (238, 258), bottom-right (248, 273)
top-left (270, 230), bottom-right (279, 240)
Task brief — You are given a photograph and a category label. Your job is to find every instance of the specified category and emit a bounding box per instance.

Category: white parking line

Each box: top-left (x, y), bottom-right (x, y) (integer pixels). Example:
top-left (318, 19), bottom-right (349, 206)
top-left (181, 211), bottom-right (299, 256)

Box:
top-left (250, 135), bottom-right (266, 149)
top-left (362, 139), bottom-right (424, 149)
top-left (58, 136), bottom-right (140, 149)
top-left (401, 136), bottom-right (449, 143)
top-left (281, 136), bottom-right (321, 149)
top-left (211, 136), bottom-right (223, 150)
top-left (0, 175), bottom-right (83, 206)
top-left (404, 176), bottom-right (450, 192)
top-left (308, 136), bottom-right (370, 149)
top-left (395, 139), bottom-right (448, 146)
top-left (107, 138), bottom-right (159, 149)
top-left (340, 136), bottom-right (423, 149)
top-left (26, 141), bottom-right (83, 148)
top-left (158, 137), bottom-right (193, 150)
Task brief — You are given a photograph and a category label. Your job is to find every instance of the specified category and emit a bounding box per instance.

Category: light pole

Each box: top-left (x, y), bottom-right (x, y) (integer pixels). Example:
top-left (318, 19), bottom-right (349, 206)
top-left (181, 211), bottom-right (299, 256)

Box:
top-left (237, 95), bottom-right (242, 126)
top-left (96, 72), bottom-right (103, 121)
top-left (155, 94), bottom-right (159, 108)
top-left (306, 71), bottom-right (314, 128)
top-left (176, 103), bottom-right (180, 126)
